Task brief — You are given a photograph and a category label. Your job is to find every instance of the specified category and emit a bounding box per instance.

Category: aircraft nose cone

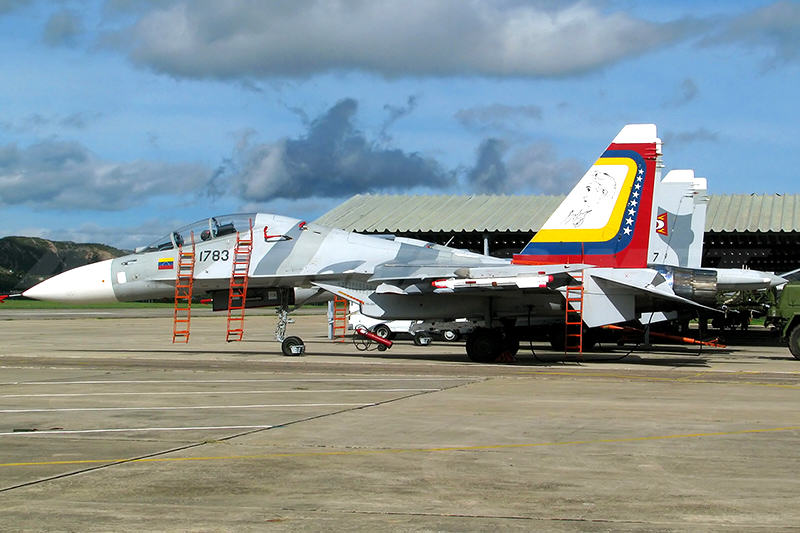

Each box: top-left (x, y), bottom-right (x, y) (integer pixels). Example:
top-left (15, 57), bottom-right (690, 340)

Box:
top-left (23, 259), bottom-right (117, 303)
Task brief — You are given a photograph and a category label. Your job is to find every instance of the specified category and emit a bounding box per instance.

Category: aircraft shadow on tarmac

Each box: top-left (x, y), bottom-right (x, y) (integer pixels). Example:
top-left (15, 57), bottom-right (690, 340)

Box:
top-left (337, 341), bottom-right (716, 367)
top-left (64, 341), bottom-right (717, 368)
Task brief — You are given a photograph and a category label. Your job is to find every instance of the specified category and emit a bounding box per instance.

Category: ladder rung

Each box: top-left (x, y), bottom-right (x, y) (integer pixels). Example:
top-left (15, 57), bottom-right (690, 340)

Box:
top-left (173, 237), bottom-right (194, 343)
top-left (226, 224), bottom-right (253, 342)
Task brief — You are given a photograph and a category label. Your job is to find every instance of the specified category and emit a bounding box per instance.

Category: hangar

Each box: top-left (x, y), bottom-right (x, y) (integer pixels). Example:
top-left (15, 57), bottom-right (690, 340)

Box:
top-left (316, 193), bottom-right (800, 273)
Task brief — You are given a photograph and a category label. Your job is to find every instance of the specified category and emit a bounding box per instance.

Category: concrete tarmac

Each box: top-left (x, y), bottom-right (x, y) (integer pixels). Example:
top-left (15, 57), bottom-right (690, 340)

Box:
top-left (1, 308), bottom-right (799, 531)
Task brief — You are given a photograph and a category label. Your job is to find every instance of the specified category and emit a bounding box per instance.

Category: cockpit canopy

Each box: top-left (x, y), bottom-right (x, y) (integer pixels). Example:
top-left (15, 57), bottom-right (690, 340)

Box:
top-left (135, 213), bottom-right (256, 253)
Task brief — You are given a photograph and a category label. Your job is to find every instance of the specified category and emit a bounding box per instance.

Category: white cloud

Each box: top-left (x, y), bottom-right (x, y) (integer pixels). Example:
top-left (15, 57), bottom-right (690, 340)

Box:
top-left (455, 103), bottom-right (543, 133)
top-left (0, 140), bottom-right (208, 210)
top-left (703, 1), bottom-right (800, 65)
top-left (110, 0), bottom-right (695, 79)
top-left (506, 141), bottom-right (585, 194)
top-left (465, 137), bottom-right (585, 195)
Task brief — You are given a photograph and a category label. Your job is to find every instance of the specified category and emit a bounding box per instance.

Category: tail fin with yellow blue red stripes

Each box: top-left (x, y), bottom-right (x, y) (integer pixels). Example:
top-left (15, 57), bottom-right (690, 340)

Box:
top-left (513, 124), bottom-right (662, 268)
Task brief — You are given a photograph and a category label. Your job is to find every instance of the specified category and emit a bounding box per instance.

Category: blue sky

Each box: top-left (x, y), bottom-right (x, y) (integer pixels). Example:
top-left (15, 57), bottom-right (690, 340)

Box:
top-left (1, 0), bottom-right (798, 249)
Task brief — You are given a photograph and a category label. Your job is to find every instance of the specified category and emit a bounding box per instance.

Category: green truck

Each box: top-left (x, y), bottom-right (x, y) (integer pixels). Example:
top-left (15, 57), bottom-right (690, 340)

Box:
top-left (767, 282), bottom-right (800, 359)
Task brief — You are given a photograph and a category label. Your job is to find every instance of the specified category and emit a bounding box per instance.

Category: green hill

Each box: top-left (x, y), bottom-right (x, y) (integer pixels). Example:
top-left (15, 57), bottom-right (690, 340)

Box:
top-left (0, 236), bottom-right (127, 293)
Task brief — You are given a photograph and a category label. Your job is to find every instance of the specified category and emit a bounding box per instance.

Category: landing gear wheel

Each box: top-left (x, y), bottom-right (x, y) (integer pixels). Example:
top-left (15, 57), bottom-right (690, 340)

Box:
top-left (548, 323), bottom-right (566, 351)
top-left (466, 328), bottom-right (501, 363)
top-left (281, 336), bottom-right (305, 356)
top-left (582, 327), bottom-right (598, 351)
top-left (442, 329), bottom-right (460, 342)
top-left (503, 334), bottom-right (520, 356)
top-left (789, 325), bottom-right (800, 360)
top-left (373, 324), bottom-right (392, 340)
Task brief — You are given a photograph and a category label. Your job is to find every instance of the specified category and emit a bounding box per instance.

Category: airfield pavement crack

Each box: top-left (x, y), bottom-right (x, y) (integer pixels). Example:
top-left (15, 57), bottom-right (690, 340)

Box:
top-left (0, 379), bottom-right (480, 493)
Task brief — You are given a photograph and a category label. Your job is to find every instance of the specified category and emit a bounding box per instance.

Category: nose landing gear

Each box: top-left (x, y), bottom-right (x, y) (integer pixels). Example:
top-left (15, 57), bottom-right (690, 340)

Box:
top-left (276, 305), bottom-right (305, 355)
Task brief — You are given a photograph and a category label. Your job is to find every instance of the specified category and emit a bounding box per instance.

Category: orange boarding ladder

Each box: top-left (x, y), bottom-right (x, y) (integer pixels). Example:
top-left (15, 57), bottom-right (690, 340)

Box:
top-left (564, 270), bottom-right (585, 355)
top-left (332, 296), bottom-right (349, 342)
top-left (172, 232), bottom-right (196, 343)
top-left (225, 220), bottom-right (254, 342)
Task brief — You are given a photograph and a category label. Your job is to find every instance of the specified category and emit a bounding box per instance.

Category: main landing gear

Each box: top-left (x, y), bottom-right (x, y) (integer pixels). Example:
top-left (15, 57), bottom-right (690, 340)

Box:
top-left (465, 327), bottom-right (519, 363)
top-left (275, 305), bottom-right (305, 356)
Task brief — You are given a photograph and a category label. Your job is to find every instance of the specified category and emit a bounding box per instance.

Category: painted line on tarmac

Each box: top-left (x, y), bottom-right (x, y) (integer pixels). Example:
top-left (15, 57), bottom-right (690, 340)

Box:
top-left (4, 425), bottom-right (798, 468)
top-left (0, 425), bottom-right (273, 437)
top-left (0, 403), bottom-right (371, 413)
top-left (1, 388), bottom-right (440, 398)
top-left (0, 383), bottom-right (467, 492)
top-left (0, 377), bottom-right (471, 386)
top-left (518, 371), bottom-right (800, 389)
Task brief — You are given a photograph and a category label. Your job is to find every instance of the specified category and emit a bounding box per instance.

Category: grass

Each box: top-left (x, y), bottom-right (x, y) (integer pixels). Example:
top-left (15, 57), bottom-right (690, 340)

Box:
top-left (0, 299), bottom-right (328, 312)
top-left (0, 300), bottom-right (180, 309)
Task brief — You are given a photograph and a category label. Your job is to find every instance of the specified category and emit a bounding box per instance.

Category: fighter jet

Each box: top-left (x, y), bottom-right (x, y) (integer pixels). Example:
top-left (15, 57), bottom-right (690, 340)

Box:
top-left (23, 124), bottom-right (728, 361)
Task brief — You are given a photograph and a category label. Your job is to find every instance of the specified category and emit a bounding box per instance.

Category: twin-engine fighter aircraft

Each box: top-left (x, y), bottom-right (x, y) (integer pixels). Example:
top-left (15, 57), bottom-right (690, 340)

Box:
top-left (25, 124), bottom-right (733, 361)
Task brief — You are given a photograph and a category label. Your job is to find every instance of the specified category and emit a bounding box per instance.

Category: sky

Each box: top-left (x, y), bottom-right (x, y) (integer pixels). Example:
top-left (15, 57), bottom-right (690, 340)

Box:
top-left (1, 0), bottom-right (799, 250)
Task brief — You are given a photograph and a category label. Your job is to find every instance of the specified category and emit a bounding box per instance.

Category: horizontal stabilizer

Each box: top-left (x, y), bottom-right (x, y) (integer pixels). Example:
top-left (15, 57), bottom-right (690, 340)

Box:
top-left (575, 268), bottom-right (719, 328)
top-left (590, 270), bottom-right (718, 312)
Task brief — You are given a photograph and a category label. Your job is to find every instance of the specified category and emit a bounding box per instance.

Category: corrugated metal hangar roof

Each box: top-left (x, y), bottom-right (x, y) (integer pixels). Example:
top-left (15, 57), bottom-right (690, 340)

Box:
top-left (706, 194), bottom-right (800, 232)
top-left (315, 194), bottom-right (564, 232)
top-left (315, 193), bottom-right (800, 233)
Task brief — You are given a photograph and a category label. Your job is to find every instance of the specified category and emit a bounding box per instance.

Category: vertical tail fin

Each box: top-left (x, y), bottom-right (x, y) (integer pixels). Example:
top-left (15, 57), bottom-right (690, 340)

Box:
top-left (648, 170), bottom-right (708, 268)
top-left (513, 124), bottom-right (662, 268)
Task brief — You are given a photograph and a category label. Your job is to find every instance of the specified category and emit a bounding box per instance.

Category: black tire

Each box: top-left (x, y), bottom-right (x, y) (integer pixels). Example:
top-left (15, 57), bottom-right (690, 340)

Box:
top-left (466, 328), bottom-right (501, 363)
top-left (442, 329), bottom-right (460, 342)
top-left (281, 336), bottom-right (305, 356)
top-left (548, 323), bottom-right (566, 351)
top-left (789, 325), bottom-right (800, 360)
top-left (582, 327), bottom-right (598, 351)
top-left (503, 333), bottom-right (520, 356)
top-left (373, 324), bottom-right (392, 339)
